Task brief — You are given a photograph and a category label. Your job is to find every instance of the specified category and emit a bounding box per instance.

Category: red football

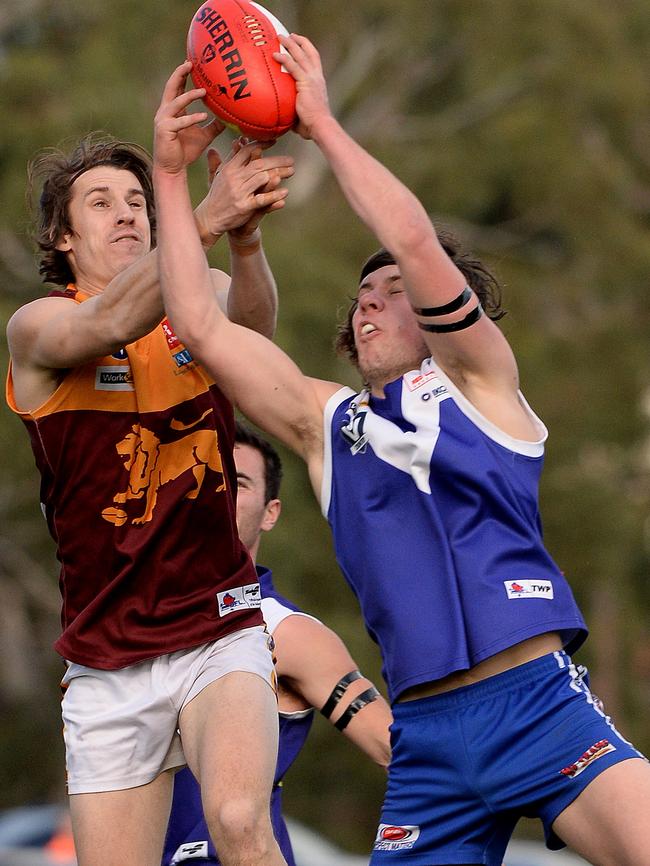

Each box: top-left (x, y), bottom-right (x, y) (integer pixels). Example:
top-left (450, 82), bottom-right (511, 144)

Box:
top-left (187, 0), bottom-right (297, 140)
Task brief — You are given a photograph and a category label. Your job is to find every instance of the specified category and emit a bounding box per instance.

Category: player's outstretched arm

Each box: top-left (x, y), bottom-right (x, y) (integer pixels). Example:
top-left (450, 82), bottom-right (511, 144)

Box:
top-left (154, 64), bottom-right (338, 489)
top-left (275, 35), bottom-right (521, 397)
top-left (198, 140), bottom-right (295, 339)
top-left (274, 614), bottom-right (392, 768)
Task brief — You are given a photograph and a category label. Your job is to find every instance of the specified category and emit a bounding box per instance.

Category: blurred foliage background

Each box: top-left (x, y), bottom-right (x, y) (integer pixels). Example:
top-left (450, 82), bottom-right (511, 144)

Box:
top-left (1, 0), bottom-right (649, 854)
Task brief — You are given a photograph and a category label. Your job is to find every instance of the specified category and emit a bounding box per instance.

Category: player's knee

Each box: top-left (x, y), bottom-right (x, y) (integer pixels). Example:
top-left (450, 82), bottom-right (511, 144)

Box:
top-left (204, 795), bottom-right (274, 856)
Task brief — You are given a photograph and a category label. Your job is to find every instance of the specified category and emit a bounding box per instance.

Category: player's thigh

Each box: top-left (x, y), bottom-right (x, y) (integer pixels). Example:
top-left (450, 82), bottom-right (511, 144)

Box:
top-left (180, 669), bottom-right (279, 805)
top-left (552, 757), bottom-right (650, 866)
top-left (70, 769), bottom-right (174, 866)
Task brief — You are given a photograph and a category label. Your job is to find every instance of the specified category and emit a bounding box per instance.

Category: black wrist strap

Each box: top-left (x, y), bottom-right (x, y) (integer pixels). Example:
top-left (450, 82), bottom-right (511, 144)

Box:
top-left (334, 686), bottom-right (380, 731)
top-left (320, 669), bottom-right (363, 719)
top-left (418, 304), bottom-right (483, 333)
top-left (412, 286), bottom-right (473, 317)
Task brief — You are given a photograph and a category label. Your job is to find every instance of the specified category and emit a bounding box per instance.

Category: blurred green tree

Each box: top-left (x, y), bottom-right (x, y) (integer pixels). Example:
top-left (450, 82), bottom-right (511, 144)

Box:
top-left (1, 0), bottom-right (649, 852)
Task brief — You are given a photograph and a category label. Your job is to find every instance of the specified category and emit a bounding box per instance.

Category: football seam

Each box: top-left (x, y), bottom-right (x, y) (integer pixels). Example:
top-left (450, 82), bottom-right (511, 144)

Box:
top-left (233, 0), bottom-right (283, 126)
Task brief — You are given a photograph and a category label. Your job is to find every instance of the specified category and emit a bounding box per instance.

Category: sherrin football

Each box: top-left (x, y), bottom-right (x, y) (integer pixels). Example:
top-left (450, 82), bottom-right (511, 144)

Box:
top-left (187, 0), bottom-right (297, 140)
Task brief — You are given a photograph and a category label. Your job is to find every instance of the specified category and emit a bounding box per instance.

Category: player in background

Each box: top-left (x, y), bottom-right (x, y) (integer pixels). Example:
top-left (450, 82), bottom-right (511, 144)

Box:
top-left (6, 64), bottom-right (294, 866)
top-left (163, 422), bottom-right (392, 866)
top-left (152, 46), bottom-right (650, 866)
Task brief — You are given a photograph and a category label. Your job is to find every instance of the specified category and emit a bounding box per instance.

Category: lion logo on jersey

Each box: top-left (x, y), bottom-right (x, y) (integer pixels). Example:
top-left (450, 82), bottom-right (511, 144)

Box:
top-left (102, 409), bottom-right (226, 526)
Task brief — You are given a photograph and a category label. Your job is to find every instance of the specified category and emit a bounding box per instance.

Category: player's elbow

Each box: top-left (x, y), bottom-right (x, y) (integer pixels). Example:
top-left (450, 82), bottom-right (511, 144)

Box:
top-left (390, 207), bottom-right (436, 262)
top-left (375, 738), bottom-right (392, 770)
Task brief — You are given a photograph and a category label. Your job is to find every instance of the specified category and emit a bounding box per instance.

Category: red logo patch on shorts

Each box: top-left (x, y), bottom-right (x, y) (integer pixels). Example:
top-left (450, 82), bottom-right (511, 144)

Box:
top-left (560, 739), bottom-right (616, 778)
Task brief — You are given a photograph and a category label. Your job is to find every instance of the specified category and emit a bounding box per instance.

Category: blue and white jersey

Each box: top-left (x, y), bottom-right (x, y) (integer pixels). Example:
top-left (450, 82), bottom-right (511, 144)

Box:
top-left (322, 357), bottom-right (587, 703)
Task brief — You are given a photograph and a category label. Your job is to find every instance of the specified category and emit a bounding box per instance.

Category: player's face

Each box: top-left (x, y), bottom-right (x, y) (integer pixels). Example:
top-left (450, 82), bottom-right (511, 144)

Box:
top-left (56, 166), bottom-right (151, 293)
top-left (352, 265), bottom-right (429, 393)
top-left (234, 443), bottom-right (273, 559)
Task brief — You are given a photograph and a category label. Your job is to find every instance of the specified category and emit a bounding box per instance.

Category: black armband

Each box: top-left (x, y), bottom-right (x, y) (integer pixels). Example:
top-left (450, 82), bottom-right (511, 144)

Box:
top-left (412, 286), bottom-right (473, 317)
top-left (320, 669), bottom-right (363, 719)
top-left (418, 304), bottom-right (483, 333)
top-left (334, 686), bottom-right (380, 731)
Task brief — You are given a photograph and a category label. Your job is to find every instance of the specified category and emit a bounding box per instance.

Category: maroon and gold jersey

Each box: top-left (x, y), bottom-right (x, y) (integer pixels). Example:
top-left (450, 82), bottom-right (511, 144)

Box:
top-left (6, 285), bottom-right (262, 669)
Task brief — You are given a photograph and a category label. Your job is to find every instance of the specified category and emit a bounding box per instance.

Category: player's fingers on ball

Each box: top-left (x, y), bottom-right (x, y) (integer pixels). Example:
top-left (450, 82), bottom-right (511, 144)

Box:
top-left (292, 33), bottom-right (320, 60)
top-left (172, 112), bottom-right (208, 131)
top-left (274, 37), bottom-right (301, 68)
top-left (282, 32), bottom-right (309, 60)
top-left (172, 88), bottom-right (206, 113)
top-left (162, 60), bottom-right (193, 98)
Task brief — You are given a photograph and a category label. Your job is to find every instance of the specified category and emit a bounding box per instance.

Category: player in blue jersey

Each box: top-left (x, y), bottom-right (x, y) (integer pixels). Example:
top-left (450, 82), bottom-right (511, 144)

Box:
top-left (153, 48), bottom-right (650, 866)
top-left (163, 422), bottom-right (392, 866)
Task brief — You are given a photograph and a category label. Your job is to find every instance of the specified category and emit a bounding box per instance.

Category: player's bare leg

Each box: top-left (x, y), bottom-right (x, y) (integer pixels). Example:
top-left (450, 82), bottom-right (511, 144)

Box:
top-left (180, 670), bottom-right (286, 866)
top-left (551, 757), bottom-right (650, 865)
top-left (69, 769), bottom-right (174, 866)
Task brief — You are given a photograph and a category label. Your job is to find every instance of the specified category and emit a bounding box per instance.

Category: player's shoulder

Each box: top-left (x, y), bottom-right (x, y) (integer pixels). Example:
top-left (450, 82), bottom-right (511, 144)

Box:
top-left (307, 376), bottom-right (348, 410)
top-left (7, 295), bottom-right (77, 354)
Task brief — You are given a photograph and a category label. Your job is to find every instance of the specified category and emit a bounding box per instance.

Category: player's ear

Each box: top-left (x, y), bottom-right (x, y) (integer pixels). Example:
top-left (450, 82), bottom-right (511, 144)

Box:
top-left (261, 498), bottom-right (281, 533)
top-left (55, 232), bottom-right (73, 252)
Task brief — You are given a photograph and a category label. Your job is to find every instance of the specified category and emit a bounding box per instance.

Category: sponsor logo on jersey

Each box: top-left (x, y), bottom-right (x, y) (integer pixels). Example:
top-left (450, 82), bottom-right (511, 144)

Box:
top-left (95, 365), bottom-right (134, 391)
top-left (217, 583), bottom-right (262, 616)
top-left (171, 840), bottom-right (209, 862)
top-left (373, 824), bottom-right (420, 851)
top-left (161, 318), bottom-right (195, 371)
top-left (172, 348), bottom-right (194, 368)
top-left (420, 385), bottom-right (448, 402)
top-left (404, 369), bottom-right (438, 391)
top-left (162, 318), bottom-right (181, 350)
top-left (504, 578), bottom-right (554, 599)
top-left (341, 399), bottom-right (369, 454)
top-left (560, 739), bottom-right (616, 778)
top-left (111, 348), bottom-right (128, 360)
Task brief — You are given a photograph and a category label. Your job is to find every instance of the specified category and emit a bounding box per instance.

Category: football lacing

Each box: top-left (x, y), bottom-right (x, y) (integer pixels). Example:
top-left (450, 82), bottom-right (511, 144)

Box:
top-left (243, 15), bottom-right (267, 46)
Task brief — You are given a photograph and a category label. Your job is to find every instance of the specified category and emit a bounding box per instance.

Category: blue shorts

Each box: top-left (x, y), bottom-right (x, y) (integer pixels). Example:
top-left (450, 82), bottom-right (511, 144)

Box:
top-left (371, 651), bottom-right (645, 866)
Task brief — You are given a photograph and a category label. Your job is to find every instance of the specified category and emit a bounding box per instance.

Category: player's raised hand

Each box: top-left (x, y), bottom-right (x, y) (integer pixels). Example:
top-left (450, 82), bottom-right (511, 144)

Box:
top-left (273, 34), bottom-right (331, 140)
top-left (195, 139), bottom-right (294, 240)
top-left (154, 61), bottom-right (225, 175)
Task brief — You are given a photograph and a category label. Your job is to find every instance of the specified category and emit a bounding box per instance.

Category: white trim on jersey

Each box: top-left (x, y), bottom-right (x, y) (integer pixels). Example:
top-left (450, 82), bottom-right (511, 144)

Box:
top-left (423, 358), bottom-right (548, 457)
top-left (260, 596), bottom-right (321, 635)
top-left (321, 359), bottom-right (548, 514)
top-left (321, 385), bottom-right (355, 516)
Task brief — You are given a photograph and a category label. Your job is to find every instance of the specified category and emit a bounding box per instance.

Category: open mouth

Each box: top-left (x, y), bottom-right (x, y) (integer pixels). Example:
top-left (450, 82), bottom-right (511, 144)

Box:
top-left (360, 322), bottom-right (378, 336)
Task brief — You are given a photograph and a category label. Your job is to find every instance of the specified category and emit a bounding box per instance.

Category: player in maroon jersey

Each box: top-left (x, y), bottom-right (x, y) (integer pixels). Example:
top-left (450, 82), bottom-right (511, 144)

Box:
top-left (6, 75), bottom-right (294, 866)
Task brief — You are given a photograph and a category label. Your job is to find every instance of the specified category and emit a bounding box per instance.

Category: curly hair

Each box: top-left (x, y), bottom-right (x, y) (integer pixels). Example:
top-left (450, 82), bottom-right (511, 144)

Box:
top-left (27, 132), bottom-right (155, 287)
top-left (334, 228), bottom-right (506, 367)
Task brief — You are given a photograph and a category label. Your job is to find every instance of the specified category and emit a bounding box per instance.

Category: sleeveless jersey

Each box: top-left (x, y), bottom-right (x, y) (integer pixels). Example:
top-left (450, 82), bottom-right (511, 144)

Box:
top-left (163, 566), bottom-right (315, 866)
top-left (6, 285), bottom-right (262, 669)
top-left (321, 357), bottom-right (587, 702)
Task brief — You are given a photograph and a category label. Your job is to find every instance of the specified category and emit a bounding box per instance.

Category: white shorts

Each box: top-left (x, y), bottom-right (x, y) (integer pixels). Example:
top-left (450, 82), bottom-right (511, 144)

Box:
top-left (61, 625), bottom-right (275, 795)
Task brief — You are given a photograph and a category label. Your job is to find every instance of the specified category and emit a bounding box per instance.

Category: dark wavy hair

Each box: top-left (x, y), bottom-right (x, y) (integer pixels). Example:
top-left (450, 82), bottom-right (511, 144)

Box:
top-left (27, 132), bottom-right (155, 287)
top-left (335, 228), bottom-right (506, 367)
top-left (235, 421), bottom-right (283, 504)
